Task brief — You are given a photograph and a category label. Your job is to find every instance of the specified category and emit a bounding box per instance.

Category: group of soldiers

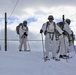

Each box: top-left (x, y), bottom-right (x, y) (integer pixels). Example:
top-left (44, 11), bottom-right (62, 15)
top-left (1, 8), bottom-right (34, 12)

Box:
top-left (40, 15), bottom-right (75, 61)
top-left (17, 15), bottom-right (75, 61)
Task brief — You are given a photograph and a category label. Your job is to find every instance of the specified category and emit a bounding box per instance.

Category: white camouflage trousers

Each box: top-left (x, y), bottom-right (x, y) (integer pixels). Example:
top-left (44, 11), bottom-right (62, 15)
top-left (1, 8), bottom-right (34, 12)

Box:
top-left (59, 36), bottom-right (69, 55)
top-left (19, 36), bottom-right (27, 50)
top-left (45, 34), bottom-right (57, 58)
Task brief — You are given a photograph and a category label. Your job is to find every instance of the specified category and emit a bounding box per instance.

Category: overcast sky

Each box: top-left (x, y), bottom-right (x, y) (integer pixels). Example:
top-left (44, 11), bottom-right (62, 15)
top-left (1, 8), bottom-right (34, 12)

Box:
top-left (0, 0), bottom-right (76, 36)
top-left (0, 0), bottom-right (76, 50)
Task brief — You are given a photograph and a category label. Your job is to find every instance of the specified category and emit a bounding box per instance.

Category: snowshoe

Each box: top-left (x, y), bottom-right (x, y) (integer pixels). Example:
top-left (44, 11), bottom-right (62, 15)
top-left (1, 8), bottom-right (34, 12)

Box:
top-left (24, 50), bottom-right (31, 52)
top-left (59, 55), bottom-right (72, 59)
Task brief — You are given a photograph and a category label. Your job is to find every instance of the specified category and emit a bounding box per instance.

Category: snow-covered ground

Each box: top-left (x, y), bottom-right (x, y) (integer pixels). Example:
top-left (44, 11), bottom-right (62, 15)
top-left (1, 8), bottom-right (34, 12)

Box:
top-left (0, 49), bottom-right (76, 75)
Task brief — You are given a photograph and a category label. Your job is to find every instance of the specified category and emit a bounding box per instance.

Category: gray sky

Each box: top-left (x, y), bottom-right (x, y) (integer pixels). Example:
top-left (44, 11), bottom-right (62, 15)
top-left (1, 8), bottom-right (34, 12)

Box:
top-left (0, 0), bottom-right (76, 16)
top-left (0, 0), bottom-right (76, 34)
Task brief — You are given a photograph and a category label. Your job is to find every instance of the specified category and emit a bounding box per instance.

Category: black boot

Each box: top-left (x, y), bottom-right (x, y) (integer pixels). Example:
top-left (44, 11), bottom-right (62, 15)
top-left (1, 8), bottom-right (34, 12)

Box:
top-left (59, 55), bottom-right (63, 58)
top-left (19, 50), bottom-right (22, 51)
top-left (63, 55), bottom-right (69, 58)
top-left (59, 55), bottom-right (68, 59)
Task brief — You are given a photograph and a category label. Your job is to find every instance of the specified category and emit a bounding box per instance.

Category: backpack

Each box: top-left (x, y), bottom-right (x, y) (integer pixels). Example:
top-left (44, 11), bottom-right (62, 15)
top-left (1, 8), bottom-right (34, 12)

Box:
top-left (70, 31), bottom-right (75, 41)
top-left (57, 22), bottom-right (64, 30)
top-left (16, 23), bottom-right (23, 35)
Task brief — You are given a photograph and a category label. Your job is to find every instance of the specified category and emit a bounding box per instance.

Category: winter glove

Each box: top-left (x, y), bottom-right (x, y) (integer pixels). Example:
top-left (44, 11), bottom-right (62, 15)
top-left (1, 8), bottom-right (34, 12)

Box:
top-left (24, 32), bottom-right (28, 36)
top-left (40, 29), bottom-right (43, 34)
top-left (44, 30), bottom-right (47, 35)
top-left (62, 31), bottom-right (66, 35)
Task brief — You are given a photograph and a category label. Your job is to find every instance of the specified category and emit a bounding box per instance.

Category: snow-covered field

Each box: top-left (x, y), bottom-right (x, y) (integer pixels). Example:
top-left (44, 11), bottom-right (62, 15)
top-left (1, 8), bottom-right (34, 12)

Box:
top-left (0, 49), bottom-right (76, 75)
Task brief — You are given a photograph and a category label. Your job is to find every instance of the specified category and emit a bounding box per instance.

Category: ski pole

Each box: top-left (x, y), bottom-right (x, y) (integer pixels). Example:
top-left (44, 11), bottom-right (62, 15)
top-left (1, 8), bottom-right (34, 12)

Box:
top-left (27, 38), bottom-right (31, 51)
top-left (74, 45), bottom-right (76, 54)
top-left (0, 45), bottom-right (1, 50)
top-left (62, 15), bottom-right (68, 62)
top-left (41, 33), bottom-right (45, 59)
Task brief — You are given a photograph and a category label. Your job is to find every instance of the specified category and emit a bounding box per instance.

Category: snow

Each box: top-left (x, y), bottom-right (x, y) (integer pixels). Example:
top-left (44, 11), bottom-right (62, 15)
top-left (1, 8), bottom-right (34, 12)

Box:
top-left (0, 48), bottom-right (76, 75)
